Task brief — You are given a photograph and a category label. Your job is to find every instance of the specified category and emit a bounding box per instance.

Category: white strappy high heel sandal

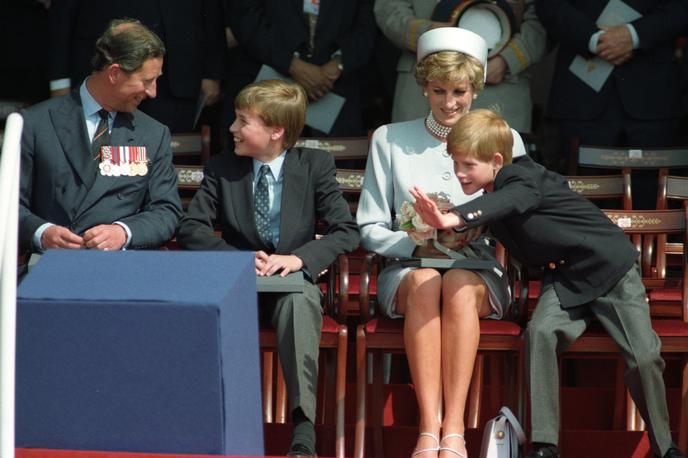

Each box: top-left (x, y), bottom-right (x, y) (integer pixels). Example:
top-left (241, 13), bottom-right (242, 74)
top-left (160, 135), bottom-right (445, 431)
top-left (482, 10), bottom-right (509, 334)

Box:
top-left (411, 432), bottom-right (441, 457)
top-left (439, 433), bottom-right (467, 458)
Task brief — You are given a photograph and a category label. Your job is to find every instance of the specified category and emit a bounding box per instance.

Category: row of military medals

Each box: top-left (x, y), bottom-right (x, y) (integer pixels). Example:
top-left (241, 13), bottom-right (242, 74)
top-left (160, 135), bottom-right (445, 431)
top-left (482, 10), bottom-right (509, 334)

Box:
top-left (98, 146), bottom-right (148, 176)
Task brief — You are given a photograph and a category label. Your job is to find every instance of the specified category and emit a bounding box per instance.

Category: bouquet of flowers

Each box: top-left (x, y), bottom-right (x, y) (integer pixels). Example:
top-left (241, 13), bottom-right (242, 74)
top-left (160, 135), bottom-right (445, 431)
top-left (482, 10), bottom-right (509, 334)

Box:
top-left (397, 192), bottom-right (480, 258)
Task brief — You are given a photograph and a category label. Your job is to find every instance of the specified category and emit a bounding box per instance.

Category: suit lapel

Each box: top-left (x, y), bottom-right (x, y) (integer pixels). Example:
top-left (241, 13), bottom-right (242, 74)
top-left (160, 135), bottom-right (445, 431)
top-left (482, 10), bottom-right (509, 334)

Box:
top-left (276, 150), bottom-right (307, 252)
top-left (74, 111), bottom-right (137, 217)
top-left (229, 156), bottom-right (264, 248)
top-left (50, 92), bottom-right (93, 189)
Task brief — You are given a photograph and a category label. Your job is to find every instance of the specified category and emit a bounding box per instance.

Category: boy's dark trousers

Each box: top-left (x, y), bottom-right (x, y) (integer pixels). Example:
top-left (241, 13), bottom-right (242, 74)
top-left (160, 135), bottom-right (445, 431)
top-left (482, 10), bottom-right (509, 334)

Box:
top-left (260, 281), bottom-right (323, 422)
top-left (525, 264), bottom-right (673, 456)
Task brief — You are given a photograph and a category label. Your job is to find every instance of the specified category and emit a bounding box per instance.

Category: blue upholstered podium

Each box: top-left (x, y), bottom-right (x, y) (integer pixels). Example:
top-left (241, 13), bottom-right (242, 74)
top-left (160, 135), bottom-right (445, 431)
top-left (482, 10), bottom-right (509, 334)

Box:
top-left (16, 250), bottom-right (264, 456)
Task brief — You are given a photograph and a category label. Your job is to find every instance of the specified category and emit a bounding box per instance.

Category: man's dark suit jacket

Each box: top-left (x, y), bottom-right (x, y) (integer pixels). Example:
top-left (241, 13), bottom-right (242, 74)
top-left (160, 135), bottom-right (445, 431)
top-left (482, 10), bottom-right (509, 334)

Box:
top-left (535, 0), bottom-right (687, 121)
top-left (49, 0), bottom-right (226, 99)
top-left (453, 156), bottom-right (638, 308)
top-left (19, 91), bottom-right (183, 254)
top-left (177, 148), bottom-right (360, 277)
top-left (224, 0), bottom-right (376, 135)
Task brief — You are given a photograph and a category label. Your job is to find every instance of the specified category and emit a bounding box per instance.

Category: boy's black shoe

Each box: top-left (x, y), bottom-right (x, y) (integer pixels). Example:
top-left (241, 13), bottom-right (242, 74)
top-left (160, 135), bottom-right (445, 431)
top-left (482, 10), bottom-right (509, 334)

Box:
top-left (526, 443), bottom-right (560, 458)
top-left (662, 445), bottom-right (687, 458)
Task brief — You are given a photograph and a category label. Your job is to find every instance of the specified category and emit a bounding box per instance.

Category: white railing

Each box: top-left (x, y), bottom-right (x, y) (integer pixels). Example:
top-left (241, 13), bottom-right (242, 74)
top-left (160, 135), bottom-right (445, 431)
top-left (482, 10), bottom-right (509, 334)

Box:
top-left (0, 112), bottom-right (23, 458)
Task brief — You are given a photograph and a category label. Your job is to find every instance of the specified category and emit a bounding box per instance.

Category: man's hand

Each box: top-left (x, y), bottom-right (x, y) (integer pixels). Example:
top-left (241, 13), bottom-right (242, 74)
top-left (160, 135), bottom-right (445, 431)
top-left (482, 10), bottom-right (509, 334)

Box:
top-left (200, 79), bottom-right (221, 106)
top-left (321, 58), bottom-right (343, 82)
top-left (225, 26), bottom-right (239, 49)
top-left (41, 225), bottom-right (84, 249)
top-left (597, 25), bottom-right (634, 65)
top-left (51, 88), bottom-right (70, 98)
top-left (255, 251), bottom-right (304, 277)
top-left (486, 55), bottom-right (508, 85)
top-left (82, 224), bottom-right (127, 251)
top-left (288, 57), bottom-right (333, 101)
top-left (409, 186), bottom-right (462, 230)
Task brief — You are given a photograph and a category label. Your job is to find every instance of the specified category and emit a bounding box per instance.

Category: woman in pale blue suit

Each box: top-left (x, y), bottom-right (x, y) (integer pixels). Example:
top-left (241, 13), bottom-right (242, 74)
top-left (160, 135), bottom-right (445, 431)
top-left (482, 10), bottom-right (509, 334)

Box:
top-left (357, 28), bottom-right (526, 458)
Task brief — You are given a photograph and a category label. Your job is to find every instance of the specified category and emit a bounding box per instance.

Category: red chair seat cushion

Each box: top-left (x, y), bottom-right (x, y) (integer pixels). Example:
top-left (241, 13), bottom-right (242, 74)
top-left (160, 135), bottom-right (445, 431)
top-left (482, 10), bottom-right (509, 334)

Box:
top-left (648, 288), bottom-right (682, 302)
top-left (322, 315), bottom-right (341, 333)
top-left (365, 317), bottom-right (521, 336)
top-left (652, 319), bottom-right (688, 337)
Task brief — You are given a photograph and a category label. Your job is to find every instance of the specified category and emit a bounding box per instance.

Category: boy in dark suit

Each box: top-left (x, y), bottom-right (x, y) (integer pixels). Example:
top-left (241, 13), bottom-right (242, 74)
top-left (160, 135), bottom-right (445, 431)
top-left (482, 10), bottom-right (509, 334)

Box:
top-left (410, 109), bottom-right (686, 458)
top-left (177, 79), bottom-right (359, 457)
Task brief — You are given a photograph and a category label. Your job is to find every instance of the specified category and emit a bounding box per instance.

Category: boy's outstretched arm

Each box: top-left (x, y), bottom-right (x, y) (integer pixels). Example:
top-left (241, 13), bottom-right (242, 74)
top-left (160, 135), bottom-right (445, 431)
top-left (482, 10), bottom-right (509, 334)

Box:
top-left (410, 186), bottom-right (464, 230)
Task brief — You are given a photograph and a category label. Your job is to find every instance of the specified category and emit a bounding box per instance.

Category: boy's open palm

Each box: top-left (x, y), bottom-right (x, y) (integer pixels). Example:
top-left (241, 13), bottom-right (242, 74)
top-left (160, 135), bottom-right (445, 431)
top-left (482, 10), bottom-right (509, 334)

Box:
top-left (409, 186), bottom-right (462, 230)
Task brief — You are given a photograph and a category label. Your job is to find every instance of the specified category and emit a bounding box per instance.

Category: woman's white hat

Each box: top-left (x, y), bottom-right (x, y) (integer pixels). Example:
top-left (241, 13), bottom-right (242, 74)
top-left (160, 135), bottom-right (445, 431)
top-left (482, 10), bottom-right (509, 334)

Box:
top-left (416, 27), bottom-right (488, 81)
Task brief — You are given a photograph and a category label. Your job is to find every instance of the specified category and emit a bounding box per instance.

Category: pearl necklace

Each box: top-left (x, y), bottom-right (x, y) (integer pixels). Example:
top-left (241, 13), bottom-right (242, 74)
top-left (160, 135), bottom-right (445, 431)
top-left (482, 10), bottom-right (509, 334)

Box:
top-left (424, 112), bottom-right (452, 139)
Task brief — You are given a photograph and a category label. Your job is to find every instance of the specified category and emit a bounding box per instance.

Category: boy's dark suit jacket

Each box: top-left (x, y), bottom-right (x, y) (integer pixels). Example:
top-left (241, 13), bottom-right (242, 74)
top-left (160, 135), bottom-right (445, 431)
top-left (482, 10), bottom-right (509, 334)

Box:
top-left (19, 91), bottom-right (183, 254)
top-left (535, 0), bottom-right (687, 121)
top-left (177, 148), bottom-right (360, 277)
top-left (454, 156), bottom-right (638, 308)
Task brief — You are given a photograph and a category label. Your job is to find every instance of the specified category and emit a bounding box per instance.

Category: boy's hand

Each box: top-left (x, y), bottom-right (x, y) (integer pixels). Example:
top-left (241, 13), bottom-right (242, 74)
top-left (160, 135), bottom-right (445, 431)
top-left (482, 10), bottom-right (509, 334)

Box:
top-left (255, 251), bottom-right (304, 277)
top-left (409, 186), bottom-right (463, 230)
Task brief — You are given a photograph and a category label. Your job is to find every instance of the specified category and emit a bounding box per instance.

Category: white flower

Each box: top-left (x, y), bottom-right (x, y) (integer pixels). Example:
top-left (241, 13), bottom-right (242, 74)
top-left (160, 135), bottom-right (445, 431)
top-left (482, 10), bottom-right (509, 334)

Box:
top-left (412, 213), bottom-right (433, 232)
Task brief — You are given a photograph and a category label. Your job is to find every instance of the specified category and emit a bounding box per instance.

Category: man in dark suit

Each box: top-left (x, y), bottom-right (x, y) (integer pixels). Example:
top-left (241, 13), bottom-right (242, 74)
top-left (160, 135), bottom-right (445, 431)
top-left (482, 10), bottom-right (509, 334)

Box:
top-left (49, 0), bottom-right (227, 132)
top-left (223, 0), bottom-right (375, 138)
top-left (535, 0), bottom-right (688, 204)
top-left (411, 109), bottom-right (686, 458)
top-left (177, 79), bottom-right (359, 457)
top-left (19, 19), bottom-right (182, 254)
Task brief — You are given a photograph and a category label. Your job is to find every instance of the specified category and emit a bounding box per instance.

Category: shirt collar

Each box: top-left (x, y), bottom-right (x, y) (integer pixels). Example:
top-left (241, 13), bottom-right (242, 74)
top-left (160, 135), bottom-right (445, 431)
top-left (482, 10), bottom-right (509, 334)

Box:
top-left (79, 78), bottom-right (114, 122)
top-left (253, 150), bottom-right (287, 180)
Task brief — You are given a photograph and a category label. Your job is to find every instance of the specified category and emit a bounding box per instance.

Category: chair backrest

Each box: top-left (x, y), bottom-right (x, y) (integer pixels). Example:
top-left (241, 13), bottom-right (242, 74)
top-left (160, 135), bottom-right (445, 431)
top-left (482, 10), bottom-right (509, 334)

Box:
top-left (657, 170), bottom-right (688, 209)
top-left (295, 137), bottom-right (370, 162)
top-left (336, 168), bottom-right (364, 215)
top-left (566, 173), bottom-right (632, 209)
top-left (170, 125), bottom-right (210, 165)
top-left (571, 143), bottom-right (688, 175)
top-left (603, 208), bottom-right (688, 321)
top-left (175, 165), bottom-right (204, 210)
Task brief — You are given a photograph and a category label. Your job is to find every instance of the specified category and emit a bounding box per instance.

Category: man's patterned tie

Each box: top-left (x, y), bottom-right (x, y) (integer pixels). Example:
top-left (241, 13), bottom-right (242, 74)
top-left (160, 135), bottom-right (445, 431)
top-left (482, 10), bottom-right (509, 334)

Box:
top-left (92, 109), bottom-right (110, 160)
top-left (254, 164), bottom-right (273, 247)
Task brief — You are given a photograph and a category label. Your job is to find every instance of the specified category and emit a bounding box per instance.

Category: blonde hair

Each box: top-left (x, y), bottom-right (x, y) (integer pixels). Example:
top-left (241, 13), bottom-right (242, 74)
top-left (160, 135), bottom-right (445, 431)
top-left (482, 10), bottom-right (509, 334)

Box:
top-left (447, 109), bottom-right (514, 164)
top-left (414, 51), bottom-right (485, 93)
top-left (235, 80), bottom-right (307, 149)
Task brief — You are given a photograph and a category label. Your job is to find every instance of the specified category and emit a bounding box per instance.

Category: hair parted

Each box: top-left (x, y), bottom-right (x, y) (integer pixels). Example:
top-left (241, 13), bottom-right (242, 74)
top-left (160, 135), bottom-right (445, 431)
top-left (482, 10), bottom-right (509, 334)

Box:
top-left (91, 19), bottom-right (166, 73)
top-left (235, 79), bottom-right (307, 149)
top-left (447, 109), bottom-right (514, 164)
top-left (415, 51), bottom-right (485, 93)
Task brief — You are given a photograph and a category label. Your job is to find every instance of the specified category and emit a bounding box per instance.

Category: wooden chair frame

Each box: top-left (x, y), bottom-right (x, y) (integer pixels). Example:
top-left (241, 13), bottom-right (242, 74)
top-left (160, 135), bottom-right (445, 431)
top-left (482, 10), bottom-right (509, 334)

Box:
top-left (259, 254), bottom-right (351, 458)
top-left (563, 208), bottom-right (688, 451)
top-left (353, 247), bottom-right (526, 458)
top-left (170, 125), bottom-right (211, 165)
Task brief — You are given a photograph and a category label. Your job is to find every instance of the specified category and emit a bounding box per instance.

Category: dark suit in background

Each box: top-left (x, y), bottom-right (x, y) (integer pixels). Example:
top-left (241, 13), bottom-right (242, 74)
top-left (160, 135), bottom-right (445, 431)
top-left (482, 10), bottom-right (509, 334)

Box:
top-left (223, 0), bottom-right (376, 137)
top-left (0, 0), bottom-right (50, 102)
top-left (49, 0), bottom-right (227, 132)
top-left (535, 0), bottom-right (688, 197)
top-left (453, 155), bottom-right (675, 456)
top-left (19, 91), bottom-right (183, 254)
top-left (177, 148), bottom-right (359, 424)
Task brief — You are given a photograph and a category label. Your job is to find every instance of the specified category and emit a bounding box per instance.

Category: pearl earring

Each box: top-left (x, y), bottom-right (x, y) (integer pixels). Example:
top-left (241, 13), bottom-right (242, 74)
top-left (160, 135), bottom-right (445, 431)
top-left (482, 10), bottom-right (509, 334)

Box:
top-left (473, 94), bottom-right (478, 100)
top-left (423, 91), bottom-right (428, 97)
